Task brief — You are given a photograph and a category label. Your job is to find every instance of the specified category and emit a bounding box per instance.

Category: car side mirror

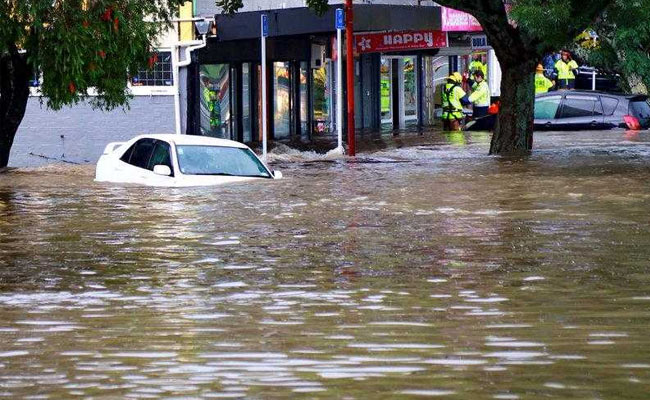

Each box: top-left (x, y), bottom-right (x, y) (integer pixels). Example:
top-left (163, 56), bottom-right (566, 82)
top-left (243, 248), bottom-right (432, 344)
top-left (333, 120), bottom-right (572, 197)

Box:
top-left (153, 165), bottom-right (172, 176)
top-left (272, 170), bottom-right (283, 179)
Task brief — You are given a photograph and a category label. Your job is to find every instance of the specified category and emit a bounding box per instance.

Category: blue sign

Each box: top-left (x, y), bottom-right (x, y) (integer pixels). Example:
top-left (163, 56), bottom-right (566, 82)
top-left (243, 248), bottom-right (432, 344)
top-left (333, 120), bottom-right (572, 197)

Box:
top-left (335, 8), bottom-right (345, 30)
top-left (471, 34), bottom-right (488, 49)
top-left (261, 14), bottom-right (268, 37)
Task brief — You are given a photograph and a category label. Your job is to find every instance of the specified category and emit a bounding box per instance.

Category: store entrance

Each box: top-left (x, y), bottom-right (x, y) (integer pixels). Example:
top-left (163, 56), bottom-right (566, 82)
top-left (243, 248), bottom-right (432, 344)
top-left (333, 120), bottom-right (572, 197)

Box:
top-left (380, 56), bottom-right (418, 130)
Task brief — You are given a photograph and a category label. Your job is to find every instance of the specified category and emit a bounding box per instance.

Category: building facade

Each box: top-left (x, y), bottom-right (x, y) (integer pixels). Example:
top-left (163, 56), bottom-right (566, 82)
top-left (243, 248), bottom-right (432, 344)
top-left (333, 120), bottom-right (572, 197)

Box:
top-left (186, 0), bottom-right (500, 144)
top-left (10, 1), bottom-right (500, 166)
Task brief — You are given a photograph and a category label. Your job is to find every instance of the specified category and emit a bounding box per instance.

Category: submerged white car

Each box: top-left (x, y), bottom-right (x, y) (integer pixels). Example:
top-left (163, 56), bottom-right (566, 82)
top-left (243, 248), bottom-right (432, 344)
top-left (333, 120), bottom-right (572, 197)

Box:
top-left (95, 134), bottom-right (282, 186)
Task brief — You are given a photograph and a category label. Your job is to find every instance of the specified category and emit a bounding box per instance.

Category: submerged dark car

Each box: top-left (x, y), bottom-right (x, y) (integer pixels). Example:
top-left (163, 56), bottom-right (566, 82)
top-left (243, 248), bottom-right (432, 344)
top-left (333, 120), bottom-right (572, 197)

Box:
top-left (534, 91), bottom-right (650, 130)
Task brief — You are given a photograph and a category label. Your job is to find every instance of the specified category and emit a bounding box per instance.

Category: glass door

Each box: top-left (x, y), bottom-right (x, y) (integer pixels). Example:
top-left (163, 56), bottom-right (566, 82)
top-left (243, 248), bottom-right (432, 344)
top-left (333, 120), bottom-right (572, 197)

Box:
top-left (403, 56), bottom-right (418, 123)
top-left (273, 62), bottom-right (291, 139)
top-left (199, 64), bottom-right (232, 139)
top-left (380, 57), bottom-right (393, 125)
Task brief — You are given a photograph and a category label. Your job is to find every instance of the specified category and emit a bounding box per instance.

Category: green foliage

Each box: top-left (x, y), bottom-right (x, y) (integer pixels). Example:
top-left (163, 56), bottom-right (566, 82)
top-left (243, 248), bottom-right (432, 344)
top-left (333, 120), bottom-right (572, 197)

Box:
top-left (508, 0), bottom-right (615, 54)
top-left (217, 0), bottom-right (329, 15)
top-left (582, 0), bottom-right (650, 92)
top-left (215, 0), bottom-right (243, 14)
top-left (508, 0), bottom-right (573, 47)
top-left (0, 0), bottom-right (183, 111)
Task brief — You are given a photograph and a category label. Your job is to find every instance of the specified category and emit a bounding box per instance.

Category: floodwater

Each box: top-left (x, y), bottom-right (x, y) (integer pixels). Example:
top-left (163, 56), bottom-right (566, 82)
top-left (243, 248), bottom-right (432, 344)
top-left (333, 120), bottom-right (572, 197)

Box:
top-left (1, 130), bottom-right (650, 399)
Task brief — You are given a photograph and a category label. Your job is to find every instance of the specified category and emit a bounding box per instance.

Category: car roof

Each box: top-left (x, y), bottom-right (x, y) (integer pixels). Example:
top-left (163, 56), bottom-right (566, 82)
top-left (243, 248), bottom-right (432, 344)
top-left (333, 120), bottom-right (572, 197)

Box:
top-left (537, 90), bottom-right (647, 100)
top-left (131, 134), bottom-right (249, 149)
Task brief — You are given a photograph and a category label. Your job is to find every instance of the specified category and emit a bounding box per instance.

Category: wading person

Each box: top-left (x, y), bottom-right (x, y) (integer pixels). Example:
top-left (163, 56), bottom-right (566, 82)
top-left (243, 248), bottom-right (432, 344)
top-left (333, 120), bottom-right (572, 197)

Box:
top-left (441, 73), bottom-right (466, 131)
top-left (535, 64), bottom-right (555, 94)
top-left (468, 70), bottom-right (490, 118)
top-left (555, 50), bottom-right (579, 90)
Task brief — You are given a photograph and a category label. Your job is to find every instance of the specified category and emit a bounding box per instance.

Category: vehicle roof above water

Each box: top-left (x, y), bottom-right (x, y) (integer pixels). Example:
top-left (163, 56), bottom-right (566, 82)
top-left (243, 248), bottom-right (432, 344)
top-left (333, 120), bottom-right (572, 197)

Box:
top-left (131, 134), bottom-right (249, 149)
top-left (536, 90), bottom-right (648, 100)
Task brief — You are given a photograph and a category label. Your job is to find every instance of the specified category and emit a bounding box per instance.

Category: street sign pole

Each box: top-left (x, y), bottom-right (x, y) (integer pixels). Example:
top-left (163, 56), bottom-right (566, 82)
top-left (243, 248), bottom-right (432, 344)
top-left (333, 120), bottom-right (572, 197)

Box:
top-left (344, 0), bottom-right (355, 156)
top-left (335, 9), bottom-right (344, 153)
top-left (261, 14), bottom-right (268, 161)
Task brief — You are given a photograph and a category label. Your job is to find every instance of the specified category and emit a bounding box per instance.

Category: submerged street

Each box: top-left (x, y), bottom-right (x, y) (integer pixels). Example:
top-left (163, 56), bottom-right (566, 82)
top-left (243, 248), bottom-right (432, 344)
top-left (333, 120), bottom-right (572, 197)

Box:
top-left (1, 130), bottom-right (650, 398)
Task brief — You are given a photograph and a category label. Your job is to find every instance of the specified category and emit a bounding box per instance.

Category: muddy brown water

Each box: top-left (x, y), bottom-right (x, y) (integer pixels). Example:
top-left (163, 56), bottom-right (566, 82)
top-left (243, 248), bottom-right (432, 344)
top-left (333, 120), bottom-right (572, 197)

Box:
top-left (1, 130), bottom-right (650, 399)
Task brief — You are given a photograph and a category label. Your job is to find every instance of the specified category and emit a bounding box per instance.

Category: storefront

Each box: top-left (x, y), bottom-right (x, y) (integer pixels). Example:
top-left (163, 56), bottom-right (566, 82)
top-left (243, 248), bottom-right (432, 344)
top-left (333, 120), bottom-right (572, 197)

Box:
top-left (185, 4), bottom-right (485, 143)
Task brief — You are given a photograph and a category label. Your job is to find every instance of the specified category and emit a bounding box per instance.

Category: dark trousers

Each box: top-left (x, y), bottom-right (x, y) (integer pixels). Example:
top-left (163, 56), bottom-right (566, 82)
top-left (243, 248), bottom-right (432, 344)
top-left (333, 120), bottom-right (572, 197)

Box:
top-left (473, 106), bottom-right (489, 118)
top-left (558, 79), bottom-right (575, 89)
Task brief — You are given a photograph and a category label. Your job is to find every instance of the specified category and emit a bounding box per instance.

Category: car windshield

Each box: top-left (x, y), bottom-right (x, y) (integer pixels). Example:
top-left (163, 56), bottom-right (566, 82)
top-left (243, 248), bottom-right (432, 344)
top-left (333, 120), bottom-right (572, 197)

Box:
top-left (176, 145), bottom-right (271, 178)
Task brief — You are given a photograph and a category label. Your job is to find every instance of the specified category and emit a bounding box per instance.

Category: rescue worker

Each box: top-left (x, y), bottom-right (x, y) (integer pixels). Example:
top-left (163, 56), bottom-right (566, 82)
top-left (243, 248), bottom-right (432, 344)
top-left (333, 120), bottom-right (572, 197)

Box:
top-left (469, 54), bottom-right (487, 78)
top-left (441, 72), bottom-right (466, 131)
top-left (468, 70), bottom-right (490, 118)
top-left (554, 50), bottom-right (579, 90)
top-left (534, 64), bottom-right (554, 94)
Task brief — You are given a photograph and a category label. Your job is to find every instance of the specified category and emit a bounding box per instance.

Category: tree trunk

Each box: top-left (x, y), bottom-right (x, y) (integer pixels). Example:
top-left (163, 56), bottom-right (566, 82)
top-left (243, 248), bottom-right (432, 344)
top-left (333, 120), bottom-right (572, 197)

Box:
top-left (490, 59), bottom-right (537, 155)
top-left (0, 46), bottom-right (30, 169)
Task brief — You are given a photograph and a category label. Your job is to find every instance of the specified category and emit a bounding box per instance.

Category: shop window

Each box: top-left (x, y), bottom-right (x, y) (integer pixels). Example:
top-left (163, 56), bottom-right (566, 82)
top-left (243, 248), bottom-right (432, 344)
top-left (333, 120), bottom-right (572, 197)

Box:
top-left (403, 57), bottom-right (418, 121)
top-left (273, 62), bottom-right (291, 139)
top-left (312, 62), bottom-right (332, 134)
top-left (242, 63), bottom-right (252, 142)
top-left (300, 62), bottom-right (309, 136)
top-left (199, 64), bottom-right (232, 139)
top-left (131, 51), bottom-right (173, 87)
top-left (380, 58), bottom-right (392, 124)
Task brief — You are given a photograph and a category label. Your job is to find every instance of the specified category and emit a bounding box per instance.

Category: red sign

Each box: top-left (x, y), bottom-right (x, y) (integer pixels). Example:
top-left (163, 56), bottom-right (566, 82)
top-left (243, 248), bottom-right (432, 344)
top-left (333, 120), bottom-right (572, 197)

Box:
top-left (441, 7), bottom-right (482, 32)
top-left (354, 30), bottom-right (447, 54)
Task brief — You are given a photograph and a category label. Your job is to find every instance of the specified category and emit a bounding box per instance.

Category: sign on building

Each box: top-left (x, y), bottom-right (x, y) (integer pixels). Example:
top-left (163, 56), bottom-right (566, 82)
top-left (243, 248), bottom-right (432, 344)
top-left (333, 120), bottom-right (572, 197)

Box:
top-left (441, 7), bottom-right (483, 32)
top-left (471, 34), bottom-right (489, 49)
top-left (354, 30), bottom-right (447, 54)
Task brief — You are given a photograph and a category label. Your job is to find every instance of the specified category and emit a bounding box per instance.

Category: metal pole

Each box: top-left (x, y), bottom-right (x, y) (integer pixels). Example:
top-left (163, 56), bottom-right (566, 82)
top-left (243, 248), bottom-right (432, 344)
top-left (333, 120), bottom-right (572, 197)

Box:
top-left (261, 15), bottom-right (268, 161)
top-left (345, 0), bottom-right (356, 156)
top-left (592, 69), bottom-right (596, 91)
top-left (172, 47), bottom-right (181, 135)
top-left (336, 12), bottom-right (343, 152)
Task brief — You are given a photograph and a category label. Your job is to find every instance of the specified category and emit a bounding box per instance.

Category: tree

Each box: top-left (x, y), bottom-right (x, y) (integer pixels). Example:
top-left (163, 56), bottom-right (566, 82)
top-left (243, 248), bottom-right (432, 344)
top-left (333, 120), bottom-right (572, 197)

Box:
top-left (218, 0), bottom-right (613, 156)
top-left (438, 0), bottom-right (613, 155)
top-left (0, 0), bottom-right (183, 168)
top-left (577, 0), bottom-right (650, 94)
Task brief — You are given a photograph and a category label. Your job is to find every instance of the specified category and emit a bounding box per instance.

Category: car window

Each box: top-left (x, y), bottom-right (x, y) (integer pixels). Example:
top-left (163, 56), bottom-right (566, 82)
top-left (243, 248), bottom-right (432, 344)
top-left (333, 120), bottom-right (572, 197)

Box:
top-left (147, 141), bottom-right (173, 174)
top-left (176, 145), bottom-right (271, 178)
top-left (559, 96), bottom-right (598, 118)
top-left (127, 139), bottom-right (156, 169)
top-left (629, 99), bottom-right (650, 119)
top-left (601, 96), bottom-right (619, 116)
top-left (594, 99), bottom-right (603, 116)
top-left (120, 144), bottom-right (135, 163)
top-left (534, 96), bottom-right (562, 119)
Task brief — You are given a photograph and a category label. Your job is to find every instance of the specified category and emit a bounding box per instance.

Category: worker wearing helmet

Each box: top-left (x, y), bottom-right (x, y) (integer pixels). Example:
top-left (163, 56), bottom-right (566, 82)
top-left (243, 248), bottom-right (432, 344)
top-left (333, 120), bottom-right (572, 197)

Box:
top-left (441, 73), bottom-right (466, 131)
top-left (534, 64), bottom-right (554, 94)
top-left (555, 50), bottom-right (578, 89)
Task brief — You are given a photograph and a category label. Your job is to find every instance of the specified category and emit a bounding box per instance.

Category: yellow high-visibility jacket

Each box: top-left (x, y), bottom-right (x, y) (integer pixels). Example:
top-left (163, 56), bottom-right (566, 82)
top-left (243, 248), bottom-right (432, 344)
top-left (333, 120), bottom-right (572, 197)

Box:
top-left (555, 59), bottom-right (578, 80)
top-left (469, 80), bottom-right (490, 107)
top-left (535, 73), bottom-right (554, 94)
top-left (442, 83), bottom-right (466, 120)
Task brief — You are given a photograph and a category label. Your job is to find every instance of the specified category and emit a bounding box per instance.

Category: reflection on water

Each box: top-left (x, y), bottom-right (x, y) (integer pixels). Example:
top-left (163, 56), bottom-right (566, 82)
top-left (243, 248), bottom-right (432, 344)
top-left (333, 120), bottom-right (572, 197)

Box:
top-left (1, 130), bottom-right (650, 398)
